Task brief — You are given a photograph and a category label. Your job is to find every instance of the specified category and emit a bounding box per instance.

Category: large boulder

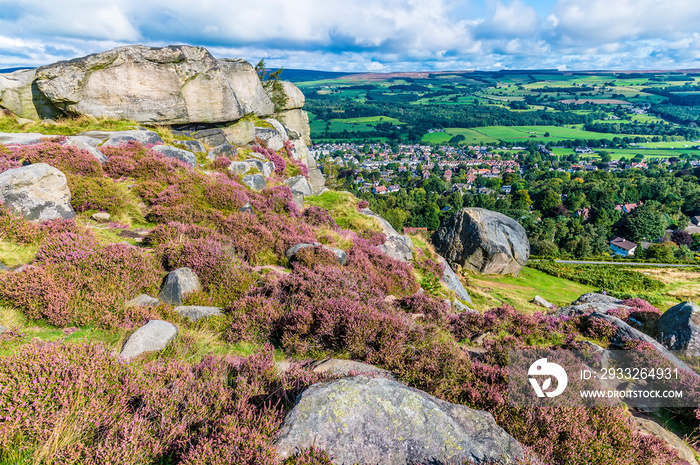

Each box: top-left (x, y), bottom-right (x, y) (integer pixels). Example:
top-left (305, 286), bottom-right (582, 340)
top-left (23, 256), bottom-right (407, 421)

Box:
top-left (657, 301), bottom-right (700, 355)
top-left (0, 69), bottom-right (61, 120)
top-left (279, 109), bottom-right (311, 146)
top-left (159, 267), bottom-right (201, 305)
top-left (152, 144), bottom-right (197, 167)
top-left (120, 320), bottom-right (178, 360)
top-left (97, 129), bottom-right (164, 147)
top-left (558, 293), bottom-right (632, 317)
top-left (275, 376), bottom-right (523, 464)
top-left (0, 132), bottom-right (46, 146)
top-left (222, 120), bottom-right (255, 146)
top-left (431, 208), bottom-right (529, 275)
top-left (275, 81), bottom-right (305, 110)
top-left (0, 163), bottom-right (75, 221)
top-left (254, 127), bottom-right (284, 151)
top-left (360, 208), bottom-right (413, 262)
top-left (242, 174), bottom-right (266, 191)
top-left (285, 175), bottom-right (314, 196)
top-left (31, 45), bottom-right (273, 124)
top-left (632, 417), bottom-right (699, 465)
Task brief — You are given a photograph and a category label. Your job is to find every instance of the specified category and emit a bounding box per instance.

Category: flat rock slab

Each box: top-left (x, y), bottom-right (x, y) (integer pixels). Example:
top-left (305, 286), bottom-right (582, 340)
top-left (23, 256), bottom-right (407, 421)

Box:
top-left (0, 163), bottom-right (75, 221)
top-left (152, 144), bottom-right (197, 167)
top-left (275, 376), bottom-right (523, 465)
top-left (100, 129), bottom-right (163, 147)
top-left (120, 320), bottom-right (178, 360)
top-left (308, 358), bottom-right (395, 380)
top-left (0, 132), bottom-right (46, 145)
top-left (159, 267), bottom-right (202, 305)
top-left (125, 294), bottom-right (161, 308)
top-left (174, 305), bottom-right (222, 321)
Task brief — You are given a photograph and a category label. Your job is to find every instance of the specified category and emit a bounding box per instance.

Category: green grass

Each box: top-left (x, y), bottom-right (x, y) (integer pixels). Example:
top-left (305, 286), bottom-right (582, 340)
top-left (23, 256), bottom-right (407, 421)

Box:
top-left (0, 240), bottom-right (38, 267)
top-left (472, 125), bottom-right (651, 143)
top-left (0, 115), bottom-right (139, 136)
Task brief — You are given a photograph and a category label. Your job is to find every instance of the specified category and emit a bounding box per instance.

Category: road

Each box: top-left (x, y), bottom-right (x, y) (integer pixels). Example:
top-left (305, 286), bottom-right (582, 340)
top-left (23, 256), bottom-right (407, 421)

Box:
top-left (531, 260), bottom-right (697, 268)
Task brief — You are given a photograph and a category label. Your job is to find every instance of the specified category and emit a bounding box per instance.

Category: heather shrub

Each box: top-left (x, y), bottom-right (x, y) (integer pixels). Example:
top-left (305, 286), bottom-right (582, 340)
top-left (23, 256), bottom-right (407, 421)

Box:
top-left (224, 295), bottom-right (284, 343)
top-left (102, 140), bottom-right (190, 182)
top-left (357, 200), bottom-right (369, 210)
top-left (202, 175), bottom-right (249, 212)
top-left (345, 239), bottom-right (418, 297)
top-left (0, 205), bottom-right (43, 244)
top-left (157, 237), bottom-right (254, 307)
top-left (13, 140), bottom-right (103, 177)
top-left (68, 176), bottom-right (136, 216)
top-left (622, 298), bottom-right (662, 334)
top-left (0, 343), bottom-right (329, 465)
top-left (398, 292), bottom-right (451, 326)
top-left (301, 206), bottom-right (338, 229)
top-left (212, 156), bottom-right (232, 170)
top-left (143, 221), bottom-right (227, 247)
top-left (583, 316), bottom-right (618, 340)
top-left (0, 232), bottom-right (161, 327)
top-left (291, 246), bottom-right (340, 269)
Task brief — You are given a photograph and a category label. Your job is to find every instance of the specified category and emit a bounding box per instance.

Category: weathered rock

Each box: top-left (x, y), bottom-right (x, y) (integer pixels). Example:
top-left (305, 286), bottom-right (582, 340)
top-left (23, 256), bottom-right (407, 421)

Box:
top-left (100, 129), bottom-right (163, 147)
top-left (0, 69), bottom-right (61, 120)
top-left (239, 203), bottom-right (254, 214)
top-left (222, 120), bottom-right (255, 146)
top-left (588, 312), bottom-right (696, 374)
top-left (431, 207), bottom-right (529, 275)
top-left (120, 320), bottom-right (178, 360)
top-left (191, 128), bottom-right (226, 147)
top-left (275, 81), bottom-right (305, 110)
top-left (151, 144), bottom-right (197, 167)
top-left (159, 267), bottom-right (202, 305)
top-left (34, 46), bottom-right (253, 124)
top-left (437, 254), bottom-right (473, 304)
top-left (63, 138), bottom-right (107, 163)
top-left (557, 293), bottom-right (631, 317)
top-left (229, 161), bottom-right (252, 176)
top-left (285, 175), bottom-right (314, 196)
top-left (243, 158), bottom-right (275, 177)
top-left (242, 174), bottom-right (266, 191)
top-left (265, 118), bottom-right (289, 141)
top-left (307, 167), bottom-right (325, 194)
top-left (254, 127), bottom-right (283, 151)
top-left (632, 416), bottom-right (699, 465)
top-left (657, 301), bottom-right (700, 355)
top-left (125, 294), bottom-right (161, 308)
top-left (360, 208), bottom-right (413, 262)
top-left (91, 212), bottom-right (110, 223)
top-left (218, 58), bottom-right (275, 116)
top-left (279, 109), bottom-right (311, 145)
top-left (177, 139), bottom-right (206, 153)
top-left (286, 243), bottom-right (348, 266)
top-left (0, 132), bottom-right (46, 145)
top-left (453, 299), bottom-right (475, 313)
top-left (532, 295), bottom-right (554, 308)
top-left (275, 376), bottom-right (524, 464)
top-left (174, 305), bottom-right (222, 321)
top-left (291, 192), bottom-right (305, 209)
top-left (309, 358), bottom-right (395, 380)
top-left (0, 163), bottom-right (75, 221)
top-left (0, 262), bottom-right (9, 272)
top-left (206, 143), bottom-right (236, 161)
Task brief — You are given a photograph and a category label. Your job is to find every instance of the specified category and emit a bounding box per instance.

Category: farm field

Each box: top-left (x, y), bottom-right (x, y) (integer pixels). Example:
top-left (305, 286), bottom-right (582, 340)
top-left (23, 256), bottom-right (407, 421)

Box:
top-left (471, 125), bottom-right (652, 143)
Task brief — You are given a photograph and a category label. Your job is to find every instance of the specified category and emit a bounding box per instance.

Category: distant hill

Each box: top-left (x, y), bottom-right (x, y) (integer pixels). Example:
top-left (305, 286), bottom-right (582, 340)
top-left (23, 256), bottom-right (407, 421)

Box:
top-left (270, 68), bottom-right (354, 82)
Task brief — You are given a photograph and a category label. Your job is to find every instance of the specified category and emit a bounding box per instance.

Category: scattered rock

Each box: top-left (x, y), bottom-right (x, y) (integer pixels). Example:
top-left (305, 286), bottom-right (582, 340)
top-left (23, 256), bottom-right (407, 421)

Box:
top-left (177, 140), bottom-right (206, 153)
top-left (360, 208), bottom-right (413, 262)
top-left (125, 294), bottom-right (161, 308)
top-left (207, 143), bottom-right (236, 160)
top-left (91, 211), bottom-right (110, 223)
top-left (159, 267), bottom-right (202, 305)
top-left (308, 358), bottom-right (395, 380)
top-left (63, 138), bottom-right (107, 163)
top-left (99, 129), bottom-right (164, 147)
top-left (120, 320), bottom-right (178, 360)
top-left (431, 207), bottom-right (529, 275)
top-left (285, 175), bottom-right (314, 196)
top-left (285, 243), bottom-right (348, 266)
top-left (0, 132), bottom-right (46, 145)
top-left (0, 262), bottom-right (8, 272)
top-left (657, 301), bottom-right (700, 355)
top-left (152, 144), bottom-right (197, 167)
top-left (265, 118), bottom-right (289, 141)
top-left (174, 305), bottom-right (222, 321)
top-left (0, 163), bottom-right (75, 221)
top-left (243, 158), bottom-right (275, 177)
top-left (532, 295), bottom-right (554, 308)
top-left (632, 416), bottom-right (699, 465)
top-left (437, 254), bottom-right (473, 304)
top-left (16, 117), bottom-right (34, 125)
top-left (222, 120), bottom-right (255, 146)
top-left (275, 376), bottom-right (524, 465)
top-left (588, 312), bottom-right (696, 373)
top-left (254, 127), bottom-right (284, 151)
top-left (191, 128), bottom-right (227, 147)
top-left (453, 299), bottom-right (475, 313)
top-left (242, 174), bottom-right (266, 191)
top-left (557, 293), bottom-right (631, 317)
top-left (291, 192), bottom-right (304, 209)
top-left (229, 161), bottom-right (252, 176)
top-left (239, 203), bottom-right (254, 214)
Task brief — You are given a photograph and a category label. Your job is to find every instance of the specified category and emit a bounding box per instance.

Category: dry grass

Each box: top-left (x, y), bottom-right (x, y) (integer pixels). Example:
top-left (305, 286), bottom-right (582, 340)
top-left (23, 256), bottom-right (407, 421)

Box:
top-left (0, 240), bottom-right (38, 267)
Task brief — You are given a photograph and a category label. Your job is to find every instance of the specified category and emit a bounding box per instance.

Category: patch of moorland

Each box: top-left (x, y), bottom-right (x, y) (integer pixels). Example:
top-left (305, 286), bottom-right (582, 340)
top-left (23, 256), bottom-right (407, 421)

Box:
top-left (0, 129), bottom-right (692, 464)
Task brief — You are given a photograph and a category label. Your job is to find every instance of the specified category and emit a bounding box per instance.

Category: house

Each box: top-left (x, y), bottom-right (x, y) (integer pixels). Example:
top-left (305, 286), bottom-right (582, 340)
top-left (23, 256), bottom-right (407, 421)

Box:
top-left (614, 202), bottom-right (642, 214)
top-left (372, 185), bottom-right (388, 195)
top-left (691, 215), bottom-right (700, 226)
top-left (501, 185), bottom-right (512, 194)
top-left (610, 236), bottom-right (638, 257)
top-left (387, 184), bottom-right (401, 193)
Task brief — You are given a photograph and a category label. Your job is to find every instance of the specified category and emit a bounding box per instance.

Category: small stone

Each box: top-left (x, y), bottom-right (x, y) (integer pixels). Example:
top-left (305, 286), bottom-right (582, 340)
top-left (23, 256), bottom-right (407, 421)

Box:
top-left (532, 295), bottom-right (554, 308)
top-left (239, 203), bottom-right (254, 214)
top-left (0, 325), bottom-right (7, 334)
top-left (126, 294), bottom-right (161, 308)
top-left (159, 268), bottom-right (202, 305)
top-left (16, 117), bottom-right (34, 126)
top-left (177, 140), bottom-right (206, 153)
top-left (91, 212), bottom-right (111, 223)
top-left (120, 320), bottom-right (178, 360)
top-left (174, 305), bottom-right (222, 321)
top-left (242, 174), bottom-right (266, 191)
top-left (207, 143), bottom-right (236, 161)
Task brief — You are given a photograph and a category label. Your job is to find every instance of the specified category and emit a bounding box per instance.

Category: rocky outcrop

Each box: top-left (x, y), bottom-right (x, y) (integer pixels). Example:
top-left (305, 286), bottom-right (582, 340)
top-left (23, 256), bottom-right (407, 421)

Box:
top-left (30, 46), bottom-right (266, 124)
top-left (657, 301), bottom-right (700, 355)
top-left (0, 69), bottom-right (61, 120)
top-left (360, 208), bottom-right (413, 262)
top-left (242, 174), bottom-right (266, 191)
top-left (120, 320), bottom-right (178, 360)
top-left (436, 254), bottom-right (473, 305)
top-left (285, 175), bottom-right (314, 196)
top-left (0, 163), bottom-right (75, 221)
top-left (222, 120), bottom-right (255, 146)
top-left (275, 376), bottom-right (524, 464)
top-left (431, 208), bottom-right (529, 275)
top-left (557, 293), bottom-right (632, 317)
top-left (279, 109), bottom-right (311, 146)
top-left (92, 129), bottom-right (164, 147)
top-left (632, 417), bottom-right (699, 465)
top-left (286, 243), bottom-right (348, 266)
top-left (159, 267), bottom-right (201, 305)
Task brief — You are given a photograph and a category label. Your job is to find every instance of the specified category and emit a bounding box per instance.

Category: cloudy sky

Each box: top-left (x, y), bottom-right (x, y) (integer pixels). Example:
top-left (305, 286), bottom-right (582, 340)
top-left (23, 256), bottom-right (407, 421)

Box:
top-left (1, 0), bottom-right (700, 72)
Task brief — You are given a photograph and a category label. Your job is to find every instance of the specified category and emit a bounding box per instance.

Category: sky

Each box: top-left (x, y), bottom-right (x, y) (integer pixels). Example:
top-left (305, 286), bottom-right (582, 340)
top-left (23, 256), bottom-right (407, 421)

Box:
top-left (1, 0), bottom-right (700, 72)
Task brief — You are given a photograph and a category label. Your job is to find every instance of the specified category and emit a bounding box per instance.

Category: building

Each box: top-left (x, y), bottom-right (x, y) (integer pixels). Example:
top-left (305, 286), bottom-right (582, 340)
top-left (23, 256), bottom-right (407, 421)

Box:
top-left (610, 236), bottom-right (638, 257)
top-left (691, 216), bottom-right (700, 226)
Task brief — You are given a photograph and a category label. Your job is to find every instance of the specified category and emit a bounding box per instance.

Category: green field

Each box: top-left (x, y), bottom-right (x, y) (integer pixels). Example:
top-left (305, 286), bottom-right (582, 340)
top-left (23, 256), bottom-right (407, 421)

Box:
top-left (471, 125), bottom-right (652, 143)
